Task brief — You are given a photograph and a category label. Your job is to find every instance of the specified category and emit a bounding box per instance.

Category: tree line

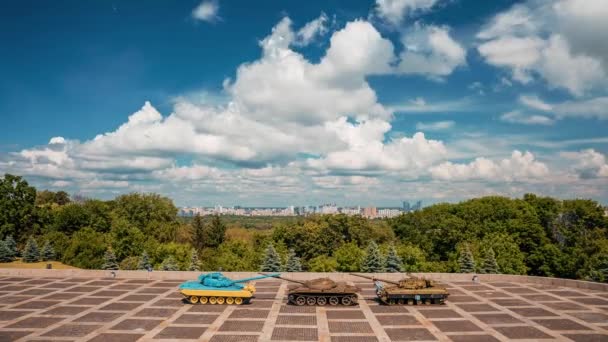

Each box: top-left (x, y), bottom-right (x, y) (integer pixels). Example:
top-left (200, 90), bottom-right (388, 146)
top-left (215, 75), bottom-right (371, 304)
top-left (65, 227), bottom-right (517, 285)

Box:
top-left (1, 174), bottom-right (607, 282)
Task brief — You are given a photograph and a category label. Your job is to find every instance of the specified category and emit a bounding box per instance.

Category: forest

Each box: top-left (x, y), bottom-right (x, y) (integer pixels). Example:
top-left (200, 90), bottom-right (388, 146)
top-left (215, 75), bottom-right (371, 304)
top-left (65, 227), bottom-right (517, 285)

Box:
top-left (1, 173), bottom-right (607, 282)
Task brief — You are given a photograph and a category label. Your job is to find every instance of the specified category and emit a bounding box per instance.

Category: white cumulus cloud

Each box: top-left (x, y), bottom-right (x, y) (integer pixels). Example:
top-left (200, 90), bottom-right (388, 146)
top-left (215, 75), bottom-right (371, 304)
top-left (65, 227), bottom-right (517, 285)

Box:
top-left (192, 0), bottom-right (220, 22)
top-left (500, 110), bottom-right (554, 126)
top-left (375, 0), bottom-right (439, 26)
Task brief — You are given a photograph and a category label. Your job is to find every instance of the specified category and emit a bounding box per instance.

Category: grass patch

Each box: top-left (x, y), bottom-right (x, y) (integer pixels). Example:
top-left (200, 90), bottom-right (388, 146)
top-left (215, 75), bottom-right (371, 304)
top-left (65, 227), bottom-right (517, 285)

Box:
top-left (0, 259), bottom-right (79, 269)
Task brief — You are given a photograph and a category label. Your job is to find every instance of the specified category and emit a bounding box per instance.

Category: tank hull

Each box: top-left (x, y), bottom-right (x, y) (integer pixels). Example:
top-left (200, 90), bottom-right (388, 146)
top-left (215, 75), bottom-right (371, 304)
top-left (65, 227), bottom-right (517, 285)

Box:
top-left (378, 289), bottom-right (449, 305)
top-left (178, 279), bottom-right (257, 305)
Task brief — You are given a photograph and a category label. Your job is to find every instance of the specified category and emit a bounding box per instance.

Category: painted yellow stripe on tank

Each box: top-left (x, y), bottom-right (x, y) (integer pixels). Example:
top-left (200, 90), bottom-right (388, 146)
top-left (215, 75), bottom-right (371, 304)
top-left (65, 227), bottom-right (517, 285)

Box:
top-left (179, 289), bottom-right (252, 298)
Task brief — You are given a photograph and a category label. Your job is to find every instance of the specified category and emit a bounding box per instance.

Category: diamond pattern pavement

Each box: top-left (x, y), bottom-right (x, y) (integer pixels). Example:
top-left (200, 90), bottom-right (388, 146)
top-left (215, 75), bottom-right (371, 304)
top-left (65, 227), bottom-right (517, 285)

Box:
top-left (0, 276), bottom-right (606, 341)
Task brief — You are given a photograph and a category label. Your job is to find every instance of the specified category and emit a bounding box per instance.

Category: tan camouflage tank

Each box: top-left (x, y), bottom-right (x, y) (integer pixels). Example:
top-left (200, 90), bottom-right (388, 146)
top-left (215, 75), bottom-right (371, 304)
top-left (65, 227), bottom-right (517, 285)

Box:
top-left (268, 275), bottom-right (360, 306)
top-left (352, 273), bottom-right (449, 305)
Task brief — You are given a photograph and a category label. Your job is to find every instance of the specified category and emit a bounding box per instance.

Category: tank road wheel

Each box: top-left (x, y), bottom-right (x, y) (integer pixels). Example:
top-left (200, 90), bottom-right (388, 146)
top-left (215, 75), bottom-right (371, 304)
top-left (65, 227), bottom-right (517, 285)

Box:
top-left (407, 299), bottom-right (414, 305)
top-left (189, 296), bottom-right (199, 304)
top-left (235, 297), bottom-right (243, 305)
top-left (329, 297), bottom-right (339, 306)
top-left (341, 296), bottom-right (352, 306)
top-left (306, 297), bottom-right (316, 306)
top-left (199, 297), bottom-right (208, 304)
top-left (226, 297), bottom-right (235, 305)
top-left (389, 299), bottom-right (396, 306)
top-left (424, 299), bottom-right (431, 305)
top-left (295, 296), bottom-right (306, 306)
top-left (288, 295), bottom-right (295, 304)
top-left (398, 299), bottom-right (405, 305)
top-left (209, 297), bottom-right (218, 305)
top-left (217, 297), bottom-right (225, 305)
top-left (316, 297), bottom-right (327, 306)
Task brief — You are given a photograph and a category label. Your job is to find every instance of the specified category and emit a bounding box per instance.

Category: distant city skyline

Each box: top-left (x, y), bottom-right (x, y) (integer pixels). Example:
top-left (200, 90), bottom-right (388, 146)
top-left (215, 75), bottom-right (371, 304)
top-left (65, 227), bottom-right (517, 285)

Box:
top-left (1, 1), bottom-right (607, 205)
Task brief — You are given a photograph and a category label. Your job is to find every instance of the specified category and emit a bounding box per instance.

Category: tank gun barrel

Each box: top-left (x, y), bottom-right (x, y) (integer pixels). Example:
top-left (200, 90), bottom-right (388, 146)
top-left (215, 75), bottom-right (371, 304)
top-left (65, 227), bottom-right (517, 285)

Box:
top-left (350, 273), bottom-right (399, 285)
top-left (259, 273), bottom-right (307, 285)
top-left (234, 273), bottom-right (281, 283)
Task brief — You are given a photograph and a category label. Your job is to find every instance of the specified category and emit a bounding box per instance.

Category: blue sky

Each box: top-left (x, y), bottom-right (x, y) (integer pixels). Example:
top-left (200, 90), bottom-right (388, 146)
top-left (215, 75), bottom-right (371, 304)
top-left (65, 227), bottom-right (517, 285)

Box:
top-left (1, 0), bottom-right (607, 206)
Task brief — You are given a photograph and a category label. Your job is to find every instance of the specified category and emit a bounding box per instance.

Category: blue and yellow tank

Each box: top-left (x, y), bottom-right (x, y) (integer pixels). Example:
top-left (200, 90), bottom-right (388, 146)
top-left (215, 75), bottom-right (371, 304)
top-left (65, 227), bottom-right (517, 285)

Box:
top-left (178, 272), bottom-right (280, 305)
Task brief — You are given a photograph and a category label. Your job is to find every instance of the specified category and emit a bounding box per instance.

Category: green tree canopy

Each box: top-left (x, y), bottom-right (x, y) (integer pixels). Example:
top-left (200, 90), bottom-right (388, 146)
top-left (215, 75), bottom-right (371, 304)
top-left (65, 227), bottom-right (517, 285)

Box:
top-left (161, 256), bottom-right (178, 271)
top-left (138, 251), bottom-right (152, 270)
top-left (0, 174), bottom-right (36, 240)
top-left (458, 243), bottom-right (476, 273)
top-left (307, 255), bottom-right (337, 272)
top-left (189, 248), bottom-right (200, 271)
top-left (334, 242), bottom-right (365, 272)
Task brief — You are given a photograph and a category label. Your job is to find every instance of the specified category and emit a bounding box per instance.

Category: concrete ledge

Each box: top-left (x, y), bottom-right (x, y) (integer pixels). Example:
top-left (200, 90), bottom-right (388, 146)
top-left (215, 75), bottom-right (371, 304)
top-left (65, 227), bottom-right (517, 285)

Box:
top-left (1, 268), bottom-right (607, 291)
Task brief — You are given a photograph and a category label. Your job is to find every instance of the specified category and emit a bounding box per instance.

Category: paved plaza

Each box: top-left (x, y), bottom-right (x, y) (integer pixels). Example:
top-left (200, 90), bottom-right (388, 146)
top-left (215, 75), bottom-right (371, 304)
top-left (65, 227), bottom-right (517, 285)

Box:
top-left (0, 275), bottom-right (607, 341)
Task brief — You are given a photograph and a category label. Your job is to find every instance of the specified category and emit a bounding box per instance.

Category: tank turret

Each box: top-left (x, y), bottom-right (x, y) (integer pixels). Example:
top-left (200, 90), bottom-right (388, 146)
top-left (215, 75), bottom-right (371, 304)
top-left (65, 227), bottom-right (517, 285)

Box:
top-left (179, 272), bottom-right (280, 305)
top-left (351, 273), bottom-right (449, 305)
top-left (262, 273), bottom-right (360, 306)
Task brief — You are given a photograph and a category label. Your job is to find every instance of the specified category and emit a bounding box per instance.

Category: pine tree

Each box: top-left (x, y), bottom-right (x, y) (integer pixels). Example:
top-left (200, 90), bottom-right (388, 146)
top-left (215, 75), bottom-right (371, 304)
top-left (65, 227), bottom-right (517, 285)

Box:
top-left (385, 244), bottom-right (402, 273)
top-left (22, 237), bottom-right (40, 263)
top-left (0, 241), bottom-right (13, 262)
top-left (102, 248), bottom-right (119, 270)
top-left (189, 248), bottom-right (200, 271)
top-left (596, 254), bottom-right (608, 283)
top-left (260, 243), bottom-right (282, 272)
top-left (285, 249), bottom-right (302, 272)
top-left (138, 251), bottom-right (152, 270)
top-left (362, 241), bottom-right (384, 273)
top-left (4, 235), bottom-right (17, 258)
top-left (458, 244), bottom-right (476, 273)
top-left (207, 215), bottom-right (226, 248)
top-left (161, 256), bottom-right (178, 271)
top-left (41, 241), bottom-right (55, 261)
top-left (480, 247), bottom-right (499, 274)
top-left (191, 213), bottom-right (206, 250)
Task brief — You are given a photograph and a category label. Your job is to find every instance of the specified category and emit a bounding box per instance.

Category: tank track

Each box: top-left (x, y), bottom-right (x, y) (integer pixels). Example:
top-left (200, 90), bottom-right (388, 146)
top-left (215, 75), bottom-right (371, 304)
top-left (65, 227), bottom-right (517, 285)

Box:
top-left (288, 293), bottom-right (358, 306)
top-left (185, 295), bottom-right (251, 305)
top-left (380, 295), bottom-right (447, 305)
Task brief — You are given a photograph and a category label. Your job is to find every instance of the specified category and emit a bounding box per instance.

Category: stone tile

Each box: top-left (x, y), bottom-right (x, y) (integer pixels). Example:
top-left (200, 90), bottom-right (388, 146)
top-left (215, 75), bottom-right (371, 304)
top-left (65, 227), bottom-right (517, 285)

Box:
top-left (271, 327), bottom-right (318, 341)
top-left (459, 285), bottom-right (493, 291)
top-left (173, 313), bottom-right (218, 324)
top-left (328, 321), bottom-right (373, 333)
top-left (0, 295), bottom-right (33, 304)
top-left (87, 280), bottom-right (118, 286)
top-left (502, 287), bottom-right (541, 294)
top-left (188, 305), bottom-right (227, 313)
top-left (562, 334), bottom-right (608, 342)
top-left (509, 307), bottom-right (558, 317)
top-left (519, 294), bottom-right (560, 302)
top-left (475, 291), bottom-right (512, 298)
top-left (490, 298), bottom-right (530, 307)
top-left (253, 293), bottom-right (277, 299)
top-left (153, 326), bottom-right (206, 339)
top-left (547, 290), bottom-right (585, 297)
top-left (68, 286), bottom-right (102, 293)
top-left (569, 312), bottom-right (608, 323)
top-left (533, 318), bottom-right (591, 331)
top-left (543, 301), bottom-right (588, 311)
top-left (384, 328), bottom-right (437, 341)
top-left (118, 294), bottom-right (157, 302)
top-left (5, 316), bottom-right (63, 328)
top-left (0, 310), bottom-right (31, 321)
top-left (576, 297), bottom-right (608, 305)
top-left (14, 300), bottom-right (61, 309)
top-left (111, 319), bottom-right (162, 331)
top-left (135, 307), bottom-right (178, 317)
top-left (71, 297), bottom-right (109, 305)
top-left (473, 313), bottom-right (523, 324)
top-left (137, 287), bottom-right (167, 294)
top-left (99, 302), bottom-right (143, 311)
top-left (417, 309), bottom-right (462, 319)
top-left (229, 309), bottom-right (270, 319)
top-left (447, 296), bottom-right (479, 303)
top-left (87, 333), bottom-right (145, 342)
top-left (74, 311), bottom-right (124, 323)
top-left (150, 298), bottom-right (182, 307)
top-left (433, 320), bottom-right (482, 332)
top-left (20, 288), bottom-right (54, 296)
top-left (42, 305), bottom-right (89, 316)
top-left (110, 284), bottom-right (139, 290)
top-left (0, 285), bottom-right (33, 291)
top-left (369, 305), bottom-right (408, 313)
top-left (0, 330), bottom-right (34, 341)
top-left (92, 290), bottom-right (128, 297)
top-left (279, 305), bottom-right (316, 314)
top-left (376, 314), bottom-right (420, 325)
top-left (42, 324), bottom-right (101, 337)
top-left (42, 292), bottom-right (82, 300)
top-left (219, 321), bottom-right (265, 332)
top-left (275, 315), bottom-right (317, 325)
top-left (247, 299), bottom-right (275, 308)
top-left (456, 304), bottom-right (499, 312)
top-left (326, 310), bottom-right (365, 319)
top-left (125, 279), bottom-right (153, 284)
top-left (494, 326), bottom-right (553, 339)
top-left (209, 335), bottom-right (259, 342)
top-left (449, 335), bottom-right (500, 342)
top-left (331, 337), bottom-right (378, 342)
